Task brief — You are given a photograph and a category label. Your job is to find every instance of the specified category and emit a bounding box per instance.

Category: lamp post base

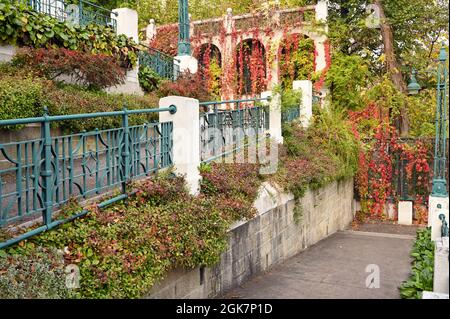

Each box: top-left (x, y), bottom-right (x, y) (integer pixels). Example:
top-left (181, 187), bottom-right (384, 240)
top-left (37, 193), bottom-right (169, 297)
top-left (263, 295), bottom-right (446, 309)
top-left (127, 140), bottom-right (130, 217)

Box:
top-left (428, 195), bottom-right (449, 241)
top-left (175, 55), bottom-right (198, 75)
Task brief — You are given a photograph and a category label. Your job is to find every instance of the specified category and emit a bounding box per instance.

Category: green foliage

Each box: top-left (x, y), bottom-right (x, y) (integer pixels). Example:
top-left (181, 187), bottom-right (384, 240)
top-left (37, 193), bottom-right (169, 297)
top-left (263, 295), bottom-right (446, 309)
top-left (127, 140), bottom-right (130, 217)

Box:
top-left (138, 65), bottom-right (162, 93)
top-left (0, 74), bottom-right (45, 129)
top-left (326, 52), bottom-right (371, 111)
top-left (157, 71), bottom-right (214, 102)
top-left (364, 76), bottom-right (406, 120)
top-left (279, 36), bottom-right (315, 89)
top-left (275, 108), bottom-right (359, 200)
top-left (407, 89), bottom-right (436, 138)
top-left (0, 65), bottom-right (158, 132)
top-left (0, 246), bottom-right (73, 299)
top-left (0, 1), bottom-right (138, 67)
top-left (13, 47), bottom-right (126, 90)
top-left (274, 85), bottom-right (302, 111)
top-left (399, 227), bottom-right (434, 299)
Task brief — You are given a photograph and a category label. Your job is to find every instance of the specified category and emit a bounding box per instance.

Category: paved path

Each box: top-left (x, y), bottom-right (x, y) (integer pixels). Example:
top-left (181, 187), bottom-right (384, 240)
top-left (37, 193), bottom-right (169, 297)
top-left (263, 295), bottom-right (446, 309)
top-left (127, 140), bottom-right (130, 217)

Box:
top-left (223, 229), bottom-right (415, 299)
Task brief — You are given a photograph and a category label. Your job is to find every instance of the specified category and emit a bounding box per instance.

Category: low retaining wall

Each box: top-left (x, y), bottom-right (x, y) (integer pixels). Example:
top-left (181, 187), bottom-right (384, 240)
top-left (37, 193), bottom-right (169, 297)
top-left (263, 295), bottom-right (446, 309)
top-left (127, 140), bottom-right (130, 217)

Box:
top-left (146, 178), bottom-right (355, 298)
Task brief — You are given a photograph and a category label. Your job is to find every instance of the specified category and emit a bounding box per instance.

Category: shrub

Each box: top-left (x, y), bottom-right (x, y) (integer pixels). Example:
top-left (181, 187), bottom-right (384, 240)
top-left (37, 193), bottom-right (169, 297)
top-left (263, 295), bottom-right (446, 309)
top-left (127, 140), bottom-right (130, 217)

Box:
top-left (0, 75), bottom-right (47, 129)
top-left (138, 66), bottom-right (162, 93)
top-left (45, 84), bottom-right (158, 132)
top-left (8, 173), bottom-right (231, 299)
top-left (157, 71), bottom-right (214, 102)
top-left (0, 67), bottom-right (158, 132)
top-left (14, 47), bottom-right (126, 90)
top-left (0, 246), bottom-right (72, 299)
top-left (399, 227), bottom-right (434, 299)
top-left (0, 1), bottom-right (138, 67)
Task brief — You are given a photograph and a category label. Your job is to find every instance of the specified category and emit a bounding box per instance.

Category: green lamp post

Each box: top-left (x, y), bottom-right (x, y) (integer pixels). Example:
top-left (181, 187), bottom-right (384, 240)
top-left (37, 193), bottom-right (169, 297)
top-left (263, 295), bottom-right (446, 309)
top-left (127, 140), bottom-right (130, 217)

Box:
top-left (431, 45), bottom-right (448, 197)
top-left (407, 44), bottom-right (448, 197)
top-left (178, 0), bottom-right (191, 56)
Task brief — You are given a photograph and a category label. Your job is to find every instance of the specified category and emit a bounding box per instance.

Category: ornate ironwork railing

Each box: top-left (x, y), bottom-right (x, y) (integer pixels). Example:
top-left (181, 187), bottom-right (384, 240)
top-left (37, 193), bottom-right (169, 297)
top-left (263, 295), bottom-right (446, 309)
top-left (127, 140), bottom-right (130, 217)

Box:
top-left (23, 0), bottom-right (118, 31)
top-left (139, 46), bottom-right (181, 81)
top-left (281, 107), bottom-right (300, 124)
top-left (0, 105), bottom-right (175, 248)
top-left (199, 98), bottom-right (270, 163)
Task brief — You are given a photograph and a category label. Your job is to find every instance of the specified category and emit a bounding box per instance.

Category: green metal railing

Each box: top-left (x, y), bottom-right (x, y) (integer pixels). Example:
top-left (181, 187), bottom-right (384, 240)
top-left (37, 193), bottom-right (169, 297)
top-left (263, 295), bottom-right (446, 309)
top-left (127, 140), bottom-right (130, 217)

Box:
top-left (139, 45), bottom-right (181, 81)
top-left (0, 105), bottom-right (176, 249)
top-left (281, 107), bottom-right (300, 123)
top-left (24, 0), bottom-right (118, 31)
top-left (199, 98), bottom-right (270, 163)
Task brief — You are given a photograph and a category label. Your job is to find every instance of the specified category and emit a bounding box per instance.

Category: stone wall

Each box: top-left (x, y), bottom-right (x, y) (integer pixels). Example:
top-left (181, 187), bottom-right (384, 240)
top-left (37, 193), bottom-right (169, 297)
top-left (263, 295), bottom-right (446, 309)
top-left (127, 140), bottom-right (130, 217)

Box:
top-left (146, 178), bottom-right (355, 298)
top-left (0, 45), bottom-right (15, 63)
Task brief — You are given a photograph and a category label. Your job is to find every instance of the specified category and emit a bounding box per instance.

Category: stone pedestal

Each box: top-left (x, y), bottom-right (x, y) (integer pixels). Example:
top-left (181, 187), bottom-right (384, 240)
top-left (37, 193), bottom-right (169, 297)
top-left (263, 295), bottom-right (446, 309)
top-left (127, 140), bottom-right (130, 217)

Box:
top-left (175, 55), bottom-right (198, 74)
top-left (422, 291), bottom-right (449, 299)
top-left (398, 201), bottom-right (413, 225)
top-left (429, 196), bottom-right (449, 241)
top-left (433, 237), bottom-right (449, 294)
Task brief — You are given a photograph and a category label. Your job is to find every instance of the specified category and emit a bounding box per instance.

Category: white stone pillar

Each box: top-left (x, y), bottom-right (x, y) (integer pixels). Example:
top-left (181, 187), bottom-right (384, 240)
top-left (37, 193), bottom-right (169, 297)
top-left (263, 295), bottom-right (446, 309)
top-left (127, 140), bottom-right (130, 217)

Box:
top-left (398, 201), bottom-right (413, 225)
top-left (429, 196), bottom-right (449, 241)
top-left (175, 56), bottom-right (198, 74)
top-left (110, 8), bottom-right (143, 95)
top-left (112, 8), bottom-right (139, 42)
top-left (293, 80), bottom-right (312, 128)
top-left (159, 96), bottom-right (201, 195)
top-left (261, 91), bottom-right (283, 144)
top-left (433, 237), bottom-right (449, 294)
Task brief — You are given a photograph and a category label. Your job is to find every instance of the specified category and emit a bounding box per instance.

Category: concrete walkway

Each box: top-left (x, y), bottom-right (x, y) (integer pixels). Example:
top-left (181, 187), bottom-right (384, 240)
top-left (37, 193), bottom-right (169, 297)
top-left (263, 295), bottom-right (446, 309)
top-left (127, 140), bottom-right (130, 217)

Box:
top-left (223, 230), bottom-right (415, 299)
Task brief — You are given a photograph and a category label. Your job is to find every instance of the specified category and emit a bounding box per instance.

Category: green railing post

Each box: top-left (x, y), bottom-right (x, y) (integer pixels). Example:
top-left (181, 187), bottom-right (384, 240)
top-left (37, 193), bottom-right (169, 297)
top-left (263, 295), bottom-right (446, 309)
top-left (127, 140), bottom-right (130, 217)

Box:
top-left (121, 107), bottom-right (130, 194)
top-left (41, 107), bottom-right (53, 227)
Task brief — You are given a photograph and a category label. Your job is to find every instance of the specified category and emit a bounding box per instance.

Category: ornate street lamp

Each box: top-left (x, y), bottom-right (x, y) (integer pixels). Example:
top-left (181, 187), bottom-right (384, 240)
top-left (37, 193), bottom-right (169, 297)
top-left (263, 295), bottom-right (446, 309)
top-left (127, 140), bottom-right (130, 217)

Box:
top-left (431, 45), bottom-right (448, 198)
top-left (406, 69), bottom-right (421, 95)
top-left (407, 44), bottom-right (449, 240)
top-left (178, 0), bottom-right (191, 56)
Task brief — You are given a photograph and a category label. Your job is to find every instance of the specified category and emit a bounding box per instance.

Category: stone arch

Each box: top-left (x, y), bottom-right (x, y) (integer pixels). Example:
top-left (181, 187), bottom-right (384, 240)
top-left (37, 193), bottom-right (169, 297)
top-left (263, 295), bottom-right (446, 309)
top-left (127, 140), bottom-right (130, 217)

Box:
top-left (196, 43), bottom-right (222, 69)
top-left (235, 38), bottom-right (267, 96)
top-left (278, 33), bottom-right (315, 89)
top-left (194, 43), bottom-right (223, 98)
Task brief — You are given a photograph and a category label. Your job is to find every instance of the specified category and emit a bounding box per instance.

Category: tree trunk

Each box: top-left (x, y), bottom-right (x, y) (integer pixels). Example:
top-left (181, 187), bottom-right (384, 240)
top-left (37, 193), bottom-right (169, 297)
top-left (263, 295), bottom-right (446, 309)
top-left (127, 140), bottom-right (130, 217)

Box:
top-left (374, 0), bottom-right (410, 136)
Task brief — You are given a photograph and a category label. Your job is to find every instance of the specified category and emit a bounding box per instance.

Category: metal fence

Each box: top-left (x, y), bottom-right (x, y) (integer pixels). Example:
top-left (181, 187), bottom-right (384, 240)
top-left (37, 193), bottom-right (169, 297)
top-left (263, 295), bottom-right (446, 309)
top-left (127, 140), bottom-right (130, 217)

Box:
top-left (281, 107), bottom-right (300, 123)
top-left (199, 98), bottom-right (270, 163)
top-left (23, 0), bottom-right (118, 31)
top-left (139, 46), bottom-right (181, 81)
top-left (0, 106), bottom-right (175, 248)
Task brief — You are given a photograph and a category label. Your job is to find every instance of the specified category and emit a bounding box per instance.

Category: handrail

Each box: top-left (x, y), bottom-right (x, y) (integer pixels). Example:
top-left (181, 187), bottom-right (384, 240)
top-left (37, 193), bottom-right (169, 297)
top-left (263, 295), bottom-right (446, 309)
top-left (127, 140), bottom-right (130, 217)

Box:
top-left (199, 97), bottom-right (270, 107)
top-left (140, 43), bottom-right (180, 63)
top-left (79, 0), bottom-right (118, 16)
top-left (0, 106), bottom-right (177, 127)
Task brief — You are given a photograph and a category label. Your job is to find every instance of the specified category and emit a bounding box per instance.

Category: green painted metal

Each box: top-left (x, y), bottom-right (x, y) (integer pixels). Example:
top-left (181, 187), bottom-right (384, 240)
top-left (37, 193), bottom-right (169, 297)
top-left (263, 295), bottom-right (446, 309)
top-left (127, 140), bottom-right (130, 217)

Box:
top-left (178, 0), bottom-right (191, 56)
top-left (0, 106), bottom-right (175, 249)
top-left (139, 46), bottom-right (181, 81)
top-left (439, 214), bottom-right (449, 237)
top-left (25, 0), bottom-right (118, 31)
top-left (431, 44), bottom-right (448, 197)
top-left (282, 107), bottom-right (300, 123)
top-left (199, 97), bottom-right (270, 163)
